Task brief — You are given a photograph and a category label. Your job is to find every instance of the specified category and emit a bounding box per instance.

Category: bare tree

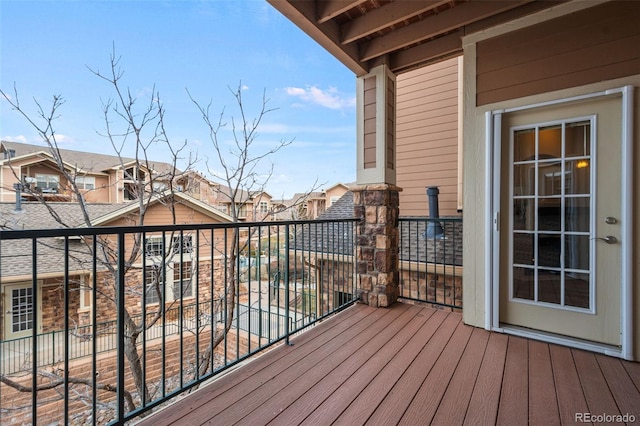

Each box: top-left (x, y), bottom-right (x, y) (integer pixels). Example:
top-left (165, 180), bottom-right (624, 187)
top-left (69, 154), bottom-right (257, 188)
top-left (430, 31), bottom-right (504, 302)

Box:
top-left (0, 51), bottom-right (200, 416)
top-left (0, 52), bottom-right (323, 422)
top-left (188, 84), bottom-right (293, 376)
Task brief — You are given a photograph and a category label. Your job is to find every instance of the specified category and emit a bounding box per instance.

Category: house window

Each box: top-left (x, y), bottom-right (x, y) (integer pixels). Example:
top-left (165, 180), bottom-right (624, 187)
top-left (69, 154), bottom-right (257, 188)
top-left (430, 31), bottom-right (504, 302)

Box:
top-left (259, 201), bottom-right (268, 213)
top-left (79, 276), bottom-right (91, 311)
top-left (124, 183), bottom-right (139, 200)
top-left (172, 235), bottom-right (193, 254)
top-left (35, 174), bottom-right (59, 192)
top-left (237, 204), bottom-right (247, 218)
top-left (124, 167), bottom-right (145, 181)
top-left (76, 176), bottom-right (95, 190)
top-left (11, 287), bottom-right (34, 333)
top-left (145, 236), bottom-right (165, 257)
top-left (329, 196), bottom-right (340, 206)
top-left (145, 265), bottom-right (164, 304)
top-left (144, 236), bottom-right (194, 304)
top-left (172, 261), bottom-right (193, 299)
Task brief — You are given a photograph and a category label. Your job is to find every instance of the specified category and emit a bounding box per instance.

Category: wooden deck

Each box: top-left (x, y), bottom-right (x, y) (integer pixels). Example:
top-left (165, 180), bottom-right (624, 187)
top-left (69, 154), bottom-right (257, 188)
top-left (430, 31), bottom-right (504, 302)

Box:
top-left (139, 302), bottom-right (640, 425)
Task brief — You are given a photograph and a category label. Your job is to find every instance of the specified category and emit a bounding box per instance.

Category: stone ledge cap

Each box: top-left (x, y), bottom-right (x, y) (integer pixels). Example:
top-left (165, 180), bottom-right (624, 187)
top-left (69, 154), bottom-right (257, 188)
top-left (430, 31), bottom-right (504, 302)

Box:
top-left (351, 184), bottom-right (403, 192)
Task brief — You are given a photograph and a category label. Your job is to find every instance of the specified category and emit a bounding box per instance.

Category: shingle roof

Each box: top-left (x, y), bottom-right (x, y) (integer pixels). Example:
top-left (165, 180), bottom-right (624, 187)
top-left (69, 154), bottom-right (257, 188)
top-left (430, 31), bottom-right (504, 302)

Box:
top-left (293, 191), bottom-right (356, 256)
top-left (0, 202), bottom-right (127, 278)
top-left (292, 191), bottom-right (463, 266)
top-left (1, 140), bottom-right (177, 176)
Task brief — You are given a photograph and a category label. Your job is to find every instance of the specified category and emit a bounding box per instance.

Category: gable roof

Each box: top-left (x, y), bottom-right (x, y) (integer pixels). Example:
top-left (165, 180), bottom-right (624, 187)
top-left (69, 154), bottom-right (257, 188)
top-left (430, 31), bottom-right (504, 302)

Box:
top-left (0, 193), bottom-right (232, 280)
top-left (89, 191), bottom-right (233, 226)
top-left (1, 140), bottom-right (177, 176)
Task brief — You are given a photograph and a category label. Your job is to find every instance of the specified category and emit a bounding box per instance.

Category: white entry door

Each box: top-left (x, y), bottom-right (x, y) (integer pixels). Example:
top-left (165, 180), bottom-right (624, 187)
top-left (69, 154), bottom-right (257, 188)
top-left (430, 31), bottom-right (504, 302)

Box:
top-left (3, 282), bottom-right (42, 340)
top-left (497, 93), bottom-right (626, 346)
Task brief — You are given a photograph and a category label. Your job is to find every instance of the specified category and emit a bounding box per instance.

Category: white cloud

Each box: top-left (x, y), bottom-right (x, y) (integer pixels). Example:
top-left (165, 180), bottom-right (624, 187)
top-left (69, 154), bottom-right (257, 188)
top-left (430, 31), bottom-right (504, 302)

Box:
top-left (241, 84), bottom-right (249, 91)
top-left (2, 134), bottom-right (29, 144)
top-left (259, 122), bottom-right (354, 135)
top-left (284, 86), bottom-right (355, 111)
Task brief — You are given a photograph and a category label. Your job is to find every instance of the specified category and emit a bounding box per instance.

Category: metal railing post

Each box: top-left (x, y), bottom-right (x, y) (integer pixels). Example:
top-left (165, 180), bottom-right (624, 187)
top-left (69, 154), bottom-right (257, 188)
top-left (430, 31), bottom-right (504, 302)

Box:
top-left (285, 224), bottom-right (292, 346)
top-left (116, 232), bottom-right (126, 422)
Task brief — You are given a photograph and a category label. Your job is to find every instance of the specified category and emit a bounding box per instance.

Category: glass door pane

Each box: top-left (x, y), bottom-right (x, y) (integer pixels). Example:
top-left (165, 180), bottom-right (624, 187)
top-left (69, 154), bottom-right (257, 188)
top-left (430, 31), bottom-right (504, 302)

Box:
top-left (511, 119), bottom-right (592, 310)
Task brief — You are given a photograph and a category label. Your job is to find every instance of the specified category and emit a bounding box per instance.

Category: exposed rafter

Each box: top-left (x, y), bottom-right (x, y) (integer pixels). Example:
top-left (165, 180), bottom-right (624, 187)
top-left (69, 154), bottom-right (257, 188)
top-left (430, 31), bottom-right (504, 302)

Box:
top-left (316, 0), bottom-right (369, 24)
top-left (360, 0), bottom-right (533, 62)
top-left (268, 0), bottom-right (560, 76)
top-left (340, 0), bottom-right (451, 45)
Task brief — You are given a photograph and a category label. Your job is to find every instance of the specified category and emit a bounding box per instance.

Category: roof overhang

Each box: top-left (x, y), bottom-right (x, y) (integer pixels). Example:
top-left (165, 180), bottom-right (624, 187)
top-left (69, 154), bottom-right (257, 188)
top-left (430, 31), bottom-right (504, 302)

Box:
top-left (267, 0), bottom-right (564, 76)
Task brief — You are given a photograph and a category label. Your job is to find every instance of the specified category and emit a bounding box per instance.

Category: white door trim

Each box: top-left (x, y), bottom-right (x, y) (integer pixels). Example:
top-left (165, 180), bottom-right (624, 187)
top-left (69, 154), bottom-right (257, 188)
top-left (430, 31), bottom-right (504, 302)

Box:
top-left (485, 85), bottom-right (634, 360)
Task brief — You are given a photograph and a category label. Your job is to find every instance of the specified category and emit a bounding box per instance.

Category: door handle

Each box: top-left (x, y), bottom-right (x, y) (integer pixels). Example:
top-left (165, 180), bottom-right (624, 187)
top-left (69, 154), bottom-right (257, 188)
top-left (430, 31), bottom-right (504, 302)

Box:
top-left (593, 236), bottom-right (617, 244)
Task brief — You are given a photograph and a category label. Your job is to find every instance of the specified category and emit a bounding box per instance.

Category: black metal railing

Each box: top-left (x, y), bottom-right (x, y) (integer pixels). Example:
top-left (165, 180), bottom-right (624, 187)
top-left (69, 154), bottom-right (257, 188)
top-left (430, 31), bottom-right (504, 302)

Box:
top-left (0, 218), bottom-right (357, 425)
top-left (398, 217), bottom-right (463, 308)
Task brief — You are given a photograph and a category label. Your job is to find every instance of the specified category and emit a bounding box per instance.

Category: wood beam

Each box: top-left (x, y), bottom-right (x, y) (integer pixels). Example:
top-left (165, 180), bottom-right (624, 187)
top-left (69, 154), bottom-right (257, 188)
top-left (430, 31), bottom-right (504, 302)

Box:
top-left (359, 0), bottom-right (532, 62)
top-left (317, 0), bottom-right (368, 24)
top-left (388, 30), bottom-right (463, 73)
top-left (341, 0), bottom-right (451, 45)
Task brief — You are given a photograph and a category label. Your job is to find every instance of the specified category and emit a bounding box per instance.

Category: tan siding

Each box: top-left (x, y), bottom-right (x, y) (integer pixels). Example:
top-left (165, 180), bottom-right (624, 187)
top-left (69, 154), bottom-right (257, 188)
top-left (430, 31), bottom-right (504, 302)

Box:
top-left (387, 76), bottom-right (395, 170)
top-left (364, 76), bottom-right (377, 169)
top-left (477, 1), bottom-right (640, 106)
top-left (397, 57), bottom-right (460, 217)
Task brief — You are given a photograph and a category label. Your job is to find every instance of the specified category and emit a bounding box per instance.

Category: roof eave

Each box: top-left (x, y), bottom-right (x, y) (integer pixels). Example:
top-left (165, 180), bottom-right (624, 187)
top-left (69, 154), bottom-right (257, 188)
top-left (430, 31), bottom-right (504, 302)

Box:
top-left (267, 0), bottom-right (367, 76)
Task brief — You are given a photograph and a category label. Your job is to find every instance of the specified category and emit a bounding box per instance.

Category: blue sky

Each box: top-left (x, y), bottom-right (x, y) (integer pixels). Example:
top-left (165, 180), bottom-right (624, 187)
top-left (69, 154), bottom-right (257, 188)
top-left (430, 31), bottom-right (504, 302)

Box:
top-left (0, 0), bottom-right (356, 198)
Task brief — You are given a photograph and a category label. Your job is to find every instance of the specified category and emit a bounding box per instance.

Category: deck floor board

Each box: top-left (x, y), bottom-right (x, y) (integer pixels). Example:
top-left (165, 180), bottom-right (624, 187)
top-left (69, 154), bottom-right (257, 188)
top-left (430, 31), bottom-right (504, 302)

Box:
top-left (138, 302), bottom-right (640, 426)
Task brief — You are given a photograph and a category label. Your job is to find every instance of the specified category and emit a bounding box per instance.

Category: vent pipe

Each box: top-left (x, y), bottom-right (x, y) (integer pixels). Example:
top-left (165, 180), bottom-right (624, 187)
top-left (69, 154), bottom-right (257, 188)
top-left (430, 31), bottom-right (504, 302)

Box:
top-left (13, 183), bottom-right (23, 212)
top-left (424, 186), bottom-right (444, 239)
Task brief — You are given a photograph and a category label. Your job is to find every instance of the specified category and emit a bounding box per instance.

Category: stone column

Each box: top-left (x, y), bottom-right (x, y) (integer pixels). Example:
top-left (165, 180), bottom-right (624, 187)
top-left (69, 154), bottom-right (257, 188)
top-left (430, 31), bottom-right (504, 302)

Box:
top-left (353, 184), bottom-right (401, 307)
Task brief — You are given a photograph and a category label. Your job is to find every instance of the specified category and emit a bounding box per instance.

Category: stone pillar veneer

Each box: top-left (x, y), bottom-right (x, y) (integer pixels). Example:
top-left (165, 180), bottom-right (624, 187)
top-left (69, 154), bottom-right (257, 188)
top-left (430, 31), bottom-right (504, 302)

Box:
top-left (352, 184), bottom-right (401, 307)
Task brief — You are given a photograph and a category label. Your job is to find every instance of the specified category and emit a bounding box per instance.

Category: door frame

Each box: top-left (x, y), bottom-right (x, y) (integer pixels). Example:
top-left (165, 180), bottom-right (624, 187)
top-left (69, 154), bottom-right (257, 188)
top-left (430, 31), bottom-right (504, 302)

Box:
top-left (484, 85), bottom-right (634, 360)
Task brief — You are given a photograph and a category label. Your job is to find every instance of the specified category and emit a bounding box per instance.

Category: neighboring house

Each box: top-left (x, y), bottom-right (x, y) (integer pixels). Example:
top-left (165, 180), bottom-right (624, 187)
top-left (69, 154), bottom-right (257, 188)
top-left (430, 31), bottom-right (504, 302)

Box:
top-left (0, 141), bottom-right (224, 208)
top-left (270, 0), bottom-right (640, 361)
top-left (276, 183), bottom-right (352, 220)
top-left (214, 185), bottom-right (274, 222)
top-left (0, 192), bottom-right (233, 341)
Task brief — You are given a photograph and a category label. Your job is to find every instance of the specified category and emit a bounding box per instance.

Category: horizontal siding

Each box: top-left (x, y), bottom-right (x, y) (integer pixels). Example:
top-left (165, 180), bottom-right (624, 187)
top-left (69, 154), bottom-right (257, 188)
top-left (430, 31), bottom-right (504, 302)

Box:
top-left (396, 57), bottom-right (460, 217)
top-left (364, 76), bottom-right (377, 169)
top-left (477, 1), bottom-right (640, 105)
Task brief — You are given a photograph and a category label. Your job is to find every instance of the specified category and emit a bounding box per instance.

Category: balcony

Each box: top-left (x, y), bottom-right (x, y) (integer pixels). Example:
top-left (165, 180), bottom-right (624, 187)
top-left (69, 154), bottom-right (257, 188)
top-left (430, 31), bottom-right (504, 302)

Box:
top-left (0, 218), bottom-right (361, 424)
top-left (138, 302), bottom-right (640, 425)
top-left (2, 216), bottom-right (636, 425)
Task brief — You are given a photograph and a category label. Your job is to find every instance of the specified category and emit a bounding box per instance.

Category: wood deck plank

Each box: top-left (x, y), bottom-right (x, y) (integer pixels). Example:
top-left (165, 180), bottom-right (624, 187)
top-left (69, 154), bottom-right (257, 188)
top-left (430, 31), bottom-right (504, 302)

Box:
top-left (496, 336), bottom-right (529, 425)
top-left (268, 307), bottom-right (444, 426)
top-left (204, 306), bottom-right (405, 425)
top-left (138, 303), bottom-right (640, 426)
top-left (363, 312), bottom-right (462, 425)
top-left (140, 304), bottom-right (380, 426)
top-left (622, 359), bottom-right (640, 391)
top-left (550, 345), bottom-right (589, 424)
top-left (527, 340), bottom-right (560, 425)
top-left (324, 309), bottom-right (449, 426)
top-left (572, 350), bottom-right (621, 418)
top-left (463, 332), bottom-right (508, 426)
top-left (595, 354), bottom-right (640, 419)
top-left (399, 321), bottom-right (474, 424)
top-left (239, 304), bottom-right (428, 425)
top-left (431, 328), bottom-right (490, 425)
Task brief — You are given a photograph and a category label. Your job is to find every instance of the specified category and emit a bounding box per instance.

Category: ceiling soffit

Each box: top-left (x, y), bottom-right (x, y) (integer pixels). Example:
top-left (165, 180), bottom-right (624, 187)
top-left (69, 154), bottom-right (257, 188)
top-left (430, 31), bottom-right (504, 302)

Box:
top-left (268, 0), bottom-right (564, 75)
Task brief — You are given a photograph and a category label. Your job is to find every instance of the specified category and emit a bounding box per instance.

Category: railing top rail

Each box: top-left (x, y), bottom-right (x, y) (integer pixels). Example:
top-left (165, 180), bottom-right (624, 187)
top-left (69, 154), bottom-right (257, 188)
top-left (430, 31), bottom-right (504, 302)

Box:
top-left (399, 216), bottom-right (462, 222)
top-left (0, 217), bottom-right (361, 240)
